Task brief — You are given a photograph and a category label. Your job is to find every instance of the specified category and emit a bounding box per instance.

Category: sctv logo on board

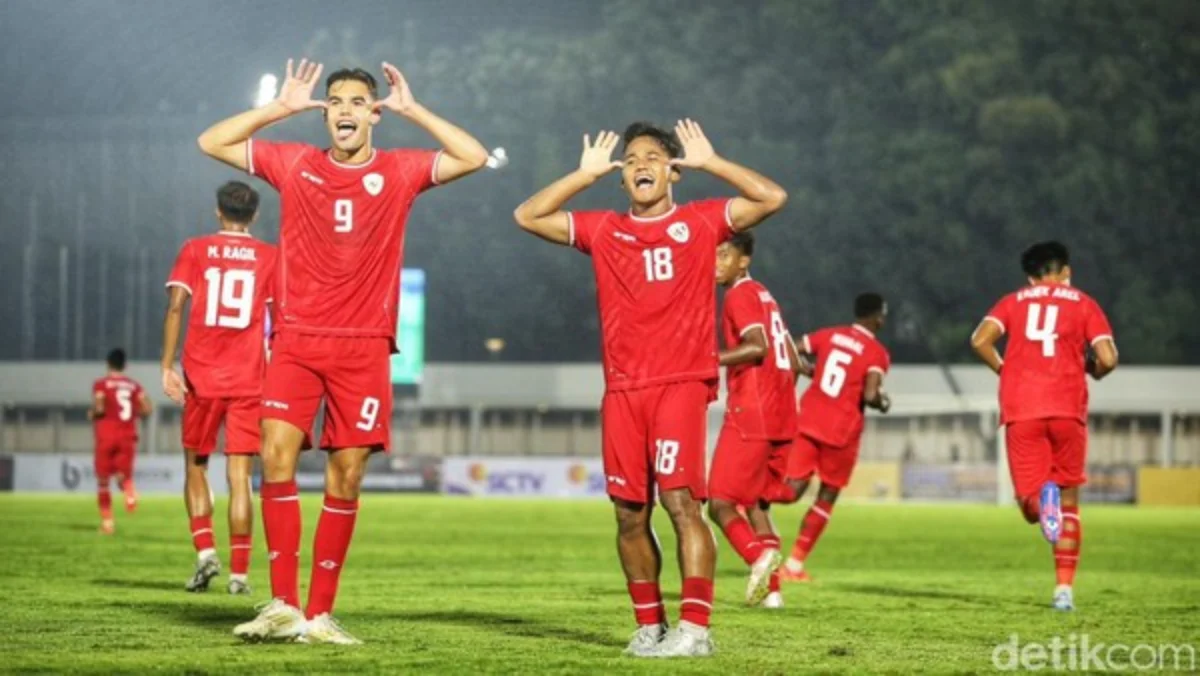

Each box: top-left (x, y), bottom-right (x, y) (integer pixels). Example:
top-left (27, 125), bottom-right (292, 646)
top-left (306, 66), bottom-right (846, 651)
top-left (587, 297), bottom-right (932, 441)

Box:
top-left (468, 463), bottom-right (546, 494)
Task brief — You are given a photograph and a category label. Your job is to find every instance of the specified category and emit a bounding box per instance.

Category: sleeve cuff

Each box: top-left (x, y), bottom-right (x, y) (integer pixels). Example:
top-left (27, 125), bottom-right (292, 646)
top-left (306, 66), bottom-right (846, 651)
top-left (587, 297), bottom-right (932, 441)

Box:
top-left (739, 323), bottom-right (765, 337)
top-left (724, 198), bottom-right (735, 232)
top-left (246, 138), bottom-right (255, 176)
top-left (802, 334), bottom-right (812, 354)
top-left (165, 281), bottom-right (193, 295)
top-left (982, 316), bottom-right (1005, 333)
top-left (868, 366), bottom-right (887, 377)
top-left (429, 149), bottom-right (444, 186)
top-left (567, 212), bottom-right (576, 247)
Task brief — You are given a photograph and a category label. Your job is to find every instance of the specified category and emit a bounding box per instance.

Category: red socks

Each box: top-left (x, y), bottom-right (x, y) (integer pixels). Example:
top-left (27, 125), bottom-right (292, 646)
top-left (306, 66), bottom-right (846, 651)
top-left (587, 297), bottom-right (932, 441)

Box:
top-left (627, 581), bottom-right (666, 626)
top-left (230, 534), bottom-right (252, 576)
top-left (721, 516), bottom-right (764, 566)
top-left (97, 486), bottom-right (113, 519)
top-left (190, 516), bottom-right (215, 553)
top-left (680, 577), bottom-right (714, 628)
top-left (305, 495), bottom-right (359, 619)
top-left (1055, 505), bottom-right (1082, 586)
top-left (759, 534), bottom-right (782, 593)
top-left (261, 480), bottom-right (301, 608)
top-left (791, 498), bottom-right (834, 562)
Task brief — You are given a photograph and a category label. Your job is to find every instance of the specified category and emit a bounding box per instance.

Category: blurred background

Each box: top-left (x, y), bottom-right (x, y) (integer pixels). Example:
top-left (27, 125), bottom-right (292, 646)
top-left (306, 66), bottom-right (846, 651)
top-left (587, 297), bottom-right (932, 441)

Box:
top-left (1, 0), bottom-right (1198, 503)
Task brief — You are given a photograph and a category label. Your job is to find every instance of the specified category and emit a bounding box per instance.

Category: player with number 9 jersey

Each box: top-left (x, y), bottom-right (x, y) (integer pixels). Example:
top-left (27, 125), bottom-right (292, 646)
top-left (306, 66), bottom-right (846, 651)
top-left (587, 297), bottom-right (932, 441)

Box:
top-left (790, 300), bottom-right (891, 489)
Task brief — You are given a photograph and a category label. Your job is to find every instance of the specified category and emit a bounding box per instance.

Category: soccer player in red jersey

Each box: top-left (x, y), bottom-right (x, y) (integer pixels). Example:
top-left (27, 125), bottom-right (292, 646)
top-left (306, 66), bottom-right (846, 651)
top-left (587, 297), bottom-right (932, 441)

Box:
top-left (708, 231), bottom-right (799, 609)
top-left (89, 348), bottom-right (152, 534)
top-left (778, 293), bottom-right (892, 583)
top-left (514, 120), bottom-right (787, 658)
top-left (970, 241), bottom-right (1118, 611)
top-left (161, 181), bottom-right (277, 595)
top-left (198, 59), bottom-right (487, 644)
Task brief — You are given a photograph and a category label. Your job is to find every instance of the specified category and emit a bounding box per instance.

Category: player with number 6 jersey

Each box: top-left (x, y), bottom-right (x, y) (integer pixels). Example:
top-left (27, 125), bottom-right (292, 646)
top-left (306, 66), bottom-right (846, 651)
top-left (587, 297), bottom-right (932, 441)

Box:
top-left (777, 293), bottom-right (891, 583)
top-left (162, 181), bottom-right (277, 595)
top-left (708, 231), bottom-right (798, 610)
top-left (199, 59), bottom-right (487, 644)
top-left (90, 348), bottom-right (152, 534)
top-left (971, 241), bottom-right (1118, 612)
top-left (515, 120), bottom-right (788, 658)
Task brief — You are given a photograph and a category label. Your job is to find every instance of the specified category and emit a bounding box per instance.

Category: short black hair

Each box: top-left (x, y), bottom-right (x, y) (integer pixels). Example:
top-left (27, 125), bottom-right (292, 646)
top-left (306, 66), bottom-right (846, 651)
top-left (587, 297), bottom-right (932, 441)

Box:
top-left (216, 181), bottom-right (259, 225)
top-left (854, 293), bottom-right (886, 319)
top-left (325, 68), bottom-right (378, 98)
top-left (106, 348), bottom-right (126, 371)
top-left (622, 122), bottom-right (682, 159)
top-left (1021, 241), bottom-right (1070, 278)
top-left (729, 231), bottom-right (754, 256)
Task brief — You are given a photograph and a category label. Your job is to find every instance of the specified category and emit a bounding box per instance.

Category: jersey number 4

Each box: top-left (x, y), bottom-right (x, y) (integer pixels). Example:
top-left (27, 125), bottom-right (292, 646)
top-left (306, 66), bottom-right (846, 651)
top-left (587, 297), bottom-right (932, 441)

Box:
top-left (203, 268), bottom-right (255, 329)
top-left (1025, 303), bottom-right (1059, 357)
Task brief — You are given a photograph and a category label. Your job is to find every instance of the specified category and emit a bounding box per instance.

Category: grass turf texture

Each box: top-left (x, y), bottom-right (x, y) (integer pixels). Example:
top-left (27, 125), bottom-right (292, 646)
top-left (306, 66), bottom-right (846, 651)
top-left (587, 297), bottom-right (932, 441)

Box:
top-left (0, 495), bottom-right (1197, 674)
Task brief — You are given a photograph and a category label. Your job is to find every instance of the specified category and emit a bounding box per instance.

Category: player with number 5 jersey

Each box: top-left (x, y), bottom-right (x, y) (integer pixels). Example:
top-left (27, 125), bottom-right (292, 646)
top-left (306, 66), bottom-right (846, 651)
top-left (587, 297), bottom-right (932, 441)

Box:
top-left (162, 181), bottom-right (277, 596)
top-left (515, 121), bottom-right (788, 658)
top-left (778, 293), bottom-right (891, 584)
top-left (199, 59), bottom-right (488, 644)
top-left (90, 348), bottom-right (152, 534)
top-left (971, 241), bottom-right (1118, 612)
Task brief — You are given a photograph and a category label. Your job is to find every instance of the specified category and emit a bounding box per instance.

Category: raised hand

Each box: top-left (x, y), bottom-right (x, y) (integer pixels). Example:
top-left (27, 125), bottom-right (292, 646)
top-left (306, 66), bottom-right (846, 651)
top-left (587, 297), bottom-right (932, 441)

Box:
top-left (162, 367), bottom-right (185, 405)
top-left (276, 58), bottom-right (326, 113)
top-left (373, 62), bottom-right (418, 115)
top-left (669, 118), bottom-right (716, 169)
top-left (579, 131), bottom-right (622, 178)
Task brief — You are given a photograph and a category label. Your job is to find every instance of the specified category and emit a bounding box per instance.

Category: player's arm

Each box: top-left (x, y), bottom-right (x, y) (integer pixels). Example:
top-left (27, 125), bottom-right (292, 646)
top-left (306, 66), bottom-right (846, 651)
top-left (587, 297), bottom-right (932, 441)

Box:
top-left (669, 119), bottom-right (787, 232)
top-left (1087, 338), bottom-right (1119, 380)
top-left (791, 333), bottom-right (815, 379)
top-left (970, 318), bottom-right (1005, 375)
top-left (138, 391), bottom-right (154, 418)
top-left (160, 286), bottom-right (189, 404)
top-left (197, 59), bottom-right (326, 170)
top-left (863, 371), bottom-right (891, 413)
top-left (720, 327), bottom-right (769, 367)
top-left (87, 389), bottom-right (105, 421)
top-left (514, 132), bottom-right (622, 245)
top-left (373, 63), bottom-right (488, 184)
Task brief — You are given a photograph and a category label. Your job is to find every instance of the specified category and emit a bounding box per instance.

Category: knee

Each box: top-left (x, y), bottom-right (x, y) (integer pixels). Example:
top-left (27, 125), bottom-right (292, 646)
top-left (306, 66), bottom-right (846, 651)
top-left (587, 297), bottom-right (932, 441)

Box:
top-left (615, 505), bottom-right (650, 539)
top-left (661, 491), bottom-right (702, 524)
top-left (328, 460), bottom-right (367, 498)
top-left (707, 499), bottom-right (734, 523)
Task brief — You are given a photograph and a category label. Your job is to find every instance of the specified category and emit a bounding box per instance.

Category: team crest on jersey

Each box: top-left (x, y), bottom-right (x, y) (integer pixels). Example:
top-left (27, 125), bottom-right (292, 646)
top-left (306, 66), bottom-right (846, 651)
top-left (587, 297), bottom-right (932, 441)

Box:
top-left (363, 173), bottom-right (384, 196)
top-left (666, 222), bottom-right (690, 243)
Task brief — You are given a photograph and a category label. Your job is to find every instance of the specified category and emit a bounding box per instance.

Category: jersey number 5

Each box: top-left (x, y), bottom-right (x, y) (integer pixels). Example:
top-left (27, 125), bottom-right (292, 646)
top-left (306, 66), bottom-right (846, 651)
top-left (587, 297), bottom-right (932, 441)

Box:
top-left (1025, 303), bottom-right (1059, 357)
top-left (203, 268), bottom-right (255, 329)
top-left (116, 389), bottom-right (133, 422)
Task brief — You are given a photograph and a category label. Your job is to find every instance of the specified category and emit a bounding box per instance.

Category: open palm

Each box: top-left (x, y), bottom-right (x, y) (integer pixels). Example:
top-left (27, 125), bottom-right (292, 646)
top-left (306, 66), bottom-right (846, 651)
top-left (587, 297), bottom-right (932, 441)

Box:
top-left (579, 131), bottom-right (622, 178)
top-left (276, 58), bottom-right (326, 112)
top-left (670, 119), bottom-right (716, 169)
top-left (373, 62), bottom-right (417, 115)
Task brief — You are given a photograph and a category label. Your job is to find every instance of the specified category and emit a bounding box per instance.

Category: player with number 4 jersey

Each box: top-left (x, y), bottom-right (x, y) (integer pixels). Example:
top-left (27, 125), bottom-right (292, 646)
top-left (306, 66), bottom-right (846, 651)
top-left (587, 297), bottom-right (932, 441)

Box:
top-left (162, 181), bottom-right (276, 595)
top-left (199, 59), bottom-right (487, 644)
top-left (708, 231), bottom-right (798, 610)
top-left (515, 121), bottom-right (787, 658)
top-left (777, 293), bottom-right (891, 583)
top-left (971, 241), bottom-right (1117, 611)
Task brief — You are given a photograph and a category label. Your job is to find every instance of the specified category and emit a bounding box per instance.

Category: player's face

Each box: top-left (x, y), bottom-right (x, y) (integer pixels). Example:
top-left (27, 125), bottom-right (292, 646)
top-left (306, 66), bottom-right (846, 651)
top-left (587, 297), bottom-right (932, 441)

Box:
top-left (324, 79), bottom-right (379, 152)
top-left (621, 136), bottom-right (679, 207)
top-left (714, 242), bottom-right (747, 287)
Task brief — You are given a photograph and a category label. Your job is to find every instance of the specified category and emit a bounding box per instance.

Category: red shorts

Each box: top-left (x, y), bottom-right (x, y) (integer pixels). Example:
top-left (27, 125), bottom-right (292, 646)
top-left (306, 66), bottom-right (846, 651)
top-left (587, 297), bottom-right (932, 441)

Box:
top-left (182, 394), bottom-right (260, 455)
top-left (708, 418), bottom-right (790, 507)
top-left (262, 332), bottom-right (393, 452)
top-left (786, 432), bottom-right (861, 489)
top-left (94, 437), bottom-right (135, 479)
top-left (601, 381), bottom-right (710, 504)
top-left (761, 441), bottom-right (792, 503)
top-left (1005, 418), bottom-right (1087, 499)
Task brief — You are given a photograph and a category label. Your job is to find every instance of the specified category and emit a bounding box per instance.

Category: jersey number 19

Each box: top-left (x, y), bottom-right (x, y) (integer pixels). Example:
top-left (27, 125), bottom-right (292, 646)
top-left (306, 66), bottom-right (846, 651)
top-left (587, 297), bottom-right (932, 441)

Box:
top-left (203, 268), bottom-right (255, 329)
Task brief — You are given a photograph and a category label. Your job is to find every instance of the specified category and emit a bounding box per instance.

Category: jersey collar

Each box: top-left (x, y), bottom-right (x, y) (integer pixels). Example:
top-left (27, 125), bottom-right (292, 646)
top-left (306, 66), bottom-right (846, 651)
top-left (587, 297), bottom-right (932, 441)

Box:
top-left (851, 323), bottom-right (876, 339)
top-left (627, 204), bottom-right (678, 222)
top-left (326, 148), bottom-right (378, 169)
top-left (218, 231), bottom-right (251, 238)
top-left (731, 275), bottom-right (754, 288)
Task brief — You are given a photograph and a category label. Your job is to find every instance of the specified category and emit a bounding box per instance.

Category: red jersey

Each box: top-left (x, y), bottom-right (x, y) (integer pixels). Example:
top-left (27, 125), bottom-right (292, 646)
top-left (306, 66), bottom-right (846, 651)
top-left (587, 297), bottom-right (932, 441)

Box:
top-left (92, 375), bottom-right (144, 441)
top-left (797, 324), bottom-right (890, 447)
top-left (166, 232), bottom-right (278, 398)
top-left (721, 277), bottom-right (798, 440)
top-left (248, 139), bottom-right (441, 343)
top-left (571, 199), bottom-right (734, 392)
top-left (983, 282), bottom-right (1113, 425)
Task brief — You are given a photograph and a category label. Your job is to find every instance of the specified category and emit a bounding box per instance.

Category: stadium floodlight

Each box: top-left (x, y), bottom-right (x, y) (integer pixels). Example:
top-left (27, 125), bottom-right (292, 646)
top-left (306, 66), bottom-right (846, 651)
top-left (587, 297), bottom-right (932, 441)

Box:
top-left (254, 74), bottom-right (278, 108)
top-left (486, 146), bottom-right (508, 170)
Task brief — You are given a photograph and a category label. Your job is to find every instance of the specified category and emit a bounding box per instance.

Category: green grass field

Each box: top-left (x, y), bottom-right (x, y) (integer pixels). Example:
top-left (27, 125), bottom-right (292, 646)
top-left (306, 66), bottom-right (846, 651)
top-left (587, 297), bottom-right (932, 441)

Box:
top-left (1, 495), bottom-right (1197, 674)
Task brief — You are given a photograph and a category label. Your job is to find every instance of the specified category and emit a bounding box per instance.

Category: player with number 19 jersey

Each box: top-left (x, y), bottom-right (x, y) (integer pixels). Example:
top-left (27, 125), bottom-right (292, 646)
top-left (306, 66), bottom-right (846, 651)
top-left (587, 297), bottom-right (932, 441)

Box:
top-left (789, 324), bottom-right (890, 487)
top-left (248, 139), bottom-right (441, 450)
top-left (571, 198), bottom-right (733, 503)
top-left (167, 232), bottom-right (277, 453)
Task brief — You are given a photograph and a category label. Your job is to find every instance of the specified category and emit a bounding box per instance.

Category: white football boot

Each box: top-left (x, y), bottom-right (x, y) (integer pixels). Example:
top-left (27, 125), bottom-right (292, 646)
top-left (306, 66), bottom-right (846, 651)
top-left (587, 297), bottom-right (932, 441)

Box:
top-left (233, 599), bottom-right (306, 642)
top-left (622, 623), bottom-right (667, 657)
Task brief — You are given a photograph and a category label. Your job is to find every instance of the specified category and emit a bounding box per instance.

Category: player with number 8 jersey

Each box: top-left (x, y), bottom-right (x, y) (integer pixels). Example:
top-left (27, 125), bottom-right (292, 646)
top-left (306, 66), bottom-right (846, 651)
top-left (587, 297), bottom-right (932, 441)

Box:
top-left (200, 59), bottom-right (488, 644)
top-left (515, 121), bottom-right (788, 658)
